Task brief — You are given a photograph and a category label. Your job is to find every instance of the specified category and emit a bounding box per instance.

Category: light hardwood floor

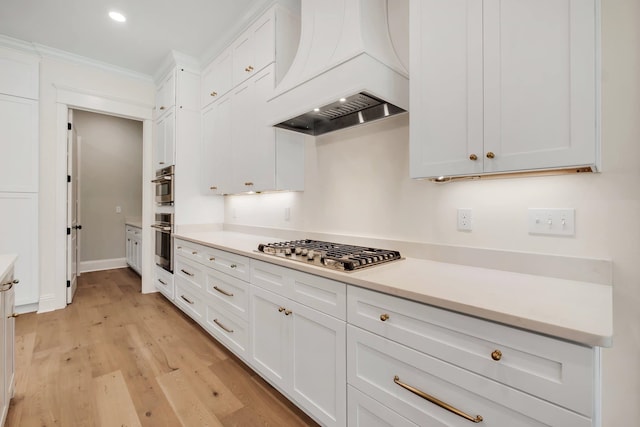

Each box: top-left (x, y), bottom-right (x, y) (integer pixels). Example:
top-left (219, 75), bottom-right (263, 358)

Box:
top-left (6, 268), bottom-right (319, 427)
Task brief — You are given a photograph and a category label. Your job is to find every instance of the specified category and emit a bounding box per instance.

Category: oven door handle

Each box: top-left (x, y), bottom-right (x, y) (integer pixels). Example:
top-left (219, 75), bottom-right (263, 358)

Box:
top-left (151, 176), bottom-right (172, 183)
top-left (151, 224), bottom-right (172, 232)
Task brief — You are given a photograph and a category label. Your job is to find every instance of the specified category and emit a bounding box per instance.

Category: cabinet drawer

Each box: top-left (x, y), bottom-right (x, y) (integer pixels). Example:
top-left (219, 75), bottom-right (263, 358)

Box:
top-left (347, 326), bottom-right (591, 427)
top-left (204, 248), bottom-right (251, 282)
top-left (154, 266), bottom-right (174, 301)
top-left (174, 257), bottom-right (205, 292)
top-left (205, 303), bottom-right (249, 358)
top-left (174, 281), bottom-right (205, 323)
top-left (348, 385), bottom-right (418, 427)
top-left (347, 286), bottom-right (594, 416)
top-left (205, 269), bottom-right (249, 320)
top-left (175, 239), bottom-right (206, 264)
top-left (252, 259), bottom-right (346, 319)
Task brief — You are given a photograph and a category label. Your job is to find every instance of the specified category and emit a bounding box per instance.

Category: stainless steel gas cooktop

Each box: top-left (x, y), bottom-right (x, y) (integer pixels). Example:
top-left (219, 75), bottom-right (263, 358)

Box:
top-left (257, 239), bottom-right (402, 271)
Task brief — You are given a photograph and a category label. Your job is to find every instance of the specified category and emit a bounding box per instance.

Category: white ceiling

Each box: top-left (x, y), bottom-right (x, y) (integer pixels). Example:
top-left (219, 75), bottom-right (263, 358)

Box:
top-left (0, 0), bottom-right (279, 77)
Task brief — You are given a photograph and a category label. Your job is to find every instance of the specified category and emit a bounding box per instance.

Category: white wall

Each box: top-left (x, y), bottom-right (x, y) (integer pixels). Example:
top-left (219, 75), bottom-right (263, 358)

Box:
top-left (38, 55), bottom-right (155, 309)
top-left (224, 0), bottom-right (640, 424)
top-left (74, 110), bottom-right (143, 262)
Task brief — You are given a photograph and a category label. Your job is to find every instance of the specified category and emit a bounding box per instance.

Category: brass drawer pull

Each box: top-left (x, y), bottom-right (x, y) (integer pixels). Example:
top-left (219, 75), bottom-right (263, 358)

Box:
top-left (180, 269), bottom-right (194, 277)
top-left (210, 186), bottom-right (218, 190)
top-left (158, 279), bottom-right (167, 286)
top-left (159, 106), bottom-right (166, 110)
top-left (380, 313), bottom-right (390, 321)
top-left (192, 251), bottom-right (198, 255)
top-left (180, 295), bottom-right (194, 305)
top-left (394, 376), bottom-right (483, 423)
top-left (491, 350), bottom-right (502, 361)
top-left (209, 256), bottom-right (216, 261)
top-left (213, 319), bottom-right (234, 333)
top-left (284, 309), bottom-right (292, 316)
top-left (8, 313), bottom-right (19, 318)
top-left (210, 91), bottom-right (217, 97)
top-left (230, 264), bottom-right (237, 269)
top-left (244, 182), bottom-right (254, 186)
top-left (213, 286), bottom-right (234, 297)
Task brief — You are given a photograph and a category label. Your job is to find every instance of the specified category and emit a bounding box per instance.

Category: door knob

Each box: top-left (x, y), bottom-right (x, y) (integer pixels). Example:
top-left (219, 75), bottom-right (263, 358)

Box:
top-left (72, 225), bottom-right (82, 230)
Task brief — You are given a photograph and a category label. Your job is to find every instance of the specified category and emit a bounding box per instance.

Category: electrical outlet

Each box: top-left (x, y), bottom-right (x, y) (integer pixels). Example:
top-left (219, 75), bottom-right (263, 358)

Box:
top-left (528, 208), bottom-right (575, 236)
top-left (115, 206), bottom-right (122, 214)
top-left (457, 208), bottom-right (473, 231)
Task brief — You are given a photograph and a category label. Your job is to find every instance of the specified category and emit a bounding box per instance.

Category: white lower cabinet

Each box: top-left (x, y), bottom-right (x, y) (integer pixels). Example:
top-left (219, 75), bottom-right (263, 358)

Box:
top-left (0, 263), bottom-right (16, 426)
top-left (125, 225), bottom-right (142, 275)
top-left (348, 385), bottom-right (418, 427)
top-left (249, 285), bottom-right (346, 427)
top-left (346, 286), bottom-right (599, 427)
top-left (154, 265), bottom-right (174, 301)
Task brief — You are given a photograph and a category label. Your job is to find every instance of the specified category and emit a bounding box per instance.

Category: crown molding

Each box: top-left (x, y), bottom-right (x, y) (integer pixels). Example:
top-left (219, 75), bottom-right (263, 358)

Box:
top-left (0, 33), bottom-right (40, 55)
top-left (153, 50), bottom-right (201, 83)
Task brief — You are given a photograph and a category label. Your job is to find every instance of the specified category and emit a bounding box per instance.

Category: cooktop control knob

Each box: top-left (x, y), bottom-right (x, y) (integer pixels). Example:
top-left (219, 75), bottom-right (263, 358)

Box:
top-left (301, 249), bottom-right (308, 256)
top-left (295, 247), bottom-right (302, 255)
top-left (307, 250), bottom-right (315, 260)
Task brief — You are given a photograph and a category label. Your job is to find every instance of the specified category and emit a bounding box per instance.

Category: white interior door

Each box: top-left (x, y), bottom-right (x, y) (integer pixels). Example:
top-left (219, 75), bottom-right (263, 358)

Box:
top-left (66, 109), bottom-right (79, 303)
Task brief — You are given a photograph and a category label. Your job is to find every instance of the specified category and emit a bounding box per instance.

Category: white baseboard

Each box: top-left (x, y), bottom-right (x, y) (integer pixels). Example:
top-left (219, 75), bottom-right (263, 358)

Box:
top-left (80, 258), bottom-right (127, 273)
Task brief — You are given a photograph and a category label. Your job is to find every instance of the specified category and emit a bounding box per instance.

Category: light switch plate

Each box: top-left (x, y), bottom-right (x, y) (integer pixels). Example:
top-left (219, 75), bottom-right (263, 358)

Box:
top-left (528, 208), bottom-right (575, 236)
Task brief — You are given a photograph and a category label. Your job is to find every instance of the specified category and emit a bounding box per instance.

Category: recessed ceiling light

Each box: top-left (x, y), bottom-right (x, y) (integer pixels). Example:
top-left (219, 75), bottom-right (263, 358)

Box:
top-left (313, 108), bottom-right (320, 112)
top-left (109, 11), bottom-right (126, 22)
top-left (339, 98), bottom-right (346, 102)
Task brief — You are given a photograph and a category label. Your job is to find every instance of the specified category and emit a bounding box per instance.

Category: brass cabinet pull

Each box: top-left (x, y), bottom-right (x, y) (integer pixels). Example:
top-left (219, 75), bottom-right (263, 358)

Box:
top-left (245, 65), bottom-right (254, 72)
top-left (0, 279), bottom-right (18, 292)
top-left (8, 313), bottom-right (18, 318)
top-left (213, 318), bottom-right (234, 333)
top-left (209, 256), bottom-right (216, 261)
top-left (180, 269), bottom-right (194, 277)
top-left (393, 376), bottom-right (483, 423)
top-left (159, 161), bottom-right (165, 165)
top-left (210, 91), bottom-right (217, 97)
top-left (192, 251), bottom-right (198, 255)
top-left (158, 279), bottom-right (167, 286)
top-left (278, 307), bottom-right (286, 312)
top-left (486, 152), bottom-right (495, 159)
top-left (177, 246), bottom-right (182, 249)
top-left (284, 309), bottom-right (293, 316)
top-left (230, 264), bottom-right (237, 269)
top-left (380, 313), bottom-right (390, 322)
top-left (469, 154), bottom-right (478, 161)
top-left (213, 286), bottom-right (234, 297)
top-left (159, 106), bottom-right (166, 110)
top-left (491, 350), bottom-right (502, 361)
top-left (180, 295), bottom-right (194, 305)
top-left (210, 186), bottom-right (218, 190)
top-left (244, 182), bottom-right (254, 186)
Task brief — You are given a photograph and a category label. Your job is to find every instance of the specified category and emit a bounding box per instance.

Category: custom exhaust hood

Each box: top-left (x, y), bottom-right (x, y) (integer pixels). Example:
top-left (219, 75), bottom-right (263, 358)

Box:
top-left (268, 0), bottom-right (409, 136)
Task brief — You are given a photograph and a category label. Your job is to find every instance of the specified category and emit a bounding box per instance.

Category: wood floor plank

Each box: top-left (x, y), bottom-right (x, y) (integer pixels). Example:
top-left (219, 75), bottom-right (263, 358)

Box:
top-left (7, 268), bottom-right (319, 427)
top-left (157, 369), bottom-right (225, 427)
top-left (93, 370), bottom-right (143, 427)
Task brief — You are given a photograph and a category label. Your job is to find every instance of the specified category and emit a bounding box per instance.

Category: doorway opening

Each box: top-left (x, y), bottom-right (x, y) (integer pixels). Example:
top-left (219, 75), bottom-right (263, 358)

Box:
top-left (66, 109), bottom-right (144, 303)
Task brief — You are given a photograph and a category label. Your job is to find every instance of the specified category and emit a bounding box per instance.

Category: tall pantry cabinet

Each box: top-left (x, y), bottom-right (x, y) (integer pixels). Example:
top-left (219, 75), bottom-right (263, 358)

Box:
top-left (0, 46), bottom-right (40, 310)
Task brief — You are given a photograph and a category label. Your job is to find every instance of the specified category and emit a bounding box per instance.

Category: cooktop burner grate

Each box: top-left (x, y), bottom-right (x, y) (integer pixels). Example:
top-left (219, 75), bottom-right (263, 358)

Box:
top-left (257, 239), bottom-right (402, 271)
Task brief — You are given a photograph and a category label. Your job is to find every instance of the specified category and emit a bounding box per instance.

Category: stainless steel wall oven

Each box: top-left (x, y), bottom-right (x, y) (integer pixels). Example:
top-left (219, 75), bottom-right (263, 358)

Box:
top-left (153, 165), bottom-right (174, 205)
top-left (152, 213), bottom-right (173, 273)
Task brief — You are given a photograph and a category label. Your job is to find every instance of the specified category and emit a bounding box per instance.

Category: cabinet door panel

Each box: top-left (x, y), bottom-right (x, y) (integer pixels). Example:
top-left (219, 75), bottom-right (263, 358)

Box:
top-left (409, 0), bottom-right (483, 178)
top-left (249, 68), bottom-right (277, 191)
top-left (348, 386), bottom-right (419, 427)
top-left (201, 49), bottom-right (233, 108)
top-left (290, 301), bottom-right (346, 427)
top-left (0, 95), bottom-right (38, 192)
top-left (0, 193), bottom-right (38, 306)
top-left (483, 0), bottom-right (596, 172)
top-left (249, 286), bottom-right (288, 389)
top-left (202, 96), bottom-right (232, 194)
top-left (232, 33), bottom-right (253, 86)
top-left (252, 13), bottom-right (276, 72)
top-left (231, 82), bottom-right (256, 193)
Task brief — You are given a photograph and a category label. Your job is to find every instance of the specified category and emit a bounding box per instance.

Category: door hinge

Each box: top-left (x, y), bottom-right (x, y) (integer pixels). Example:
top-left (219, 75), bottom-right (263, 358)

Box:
top-left (67, 227), bottom-right (71, 235)
top-left (67, 175), bottom-right (71, 183)
top-left (66, 280), bottom-right (70, 288)
top-left (68, 122), bottom-right (72, 130)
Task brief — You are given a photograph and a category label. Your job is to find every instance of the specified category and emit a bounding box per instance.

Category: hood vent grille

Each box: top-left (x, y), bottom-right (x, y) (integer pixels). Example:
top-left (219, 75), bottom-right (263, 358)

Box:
top-left (274, 92), bottom-right (405, 136)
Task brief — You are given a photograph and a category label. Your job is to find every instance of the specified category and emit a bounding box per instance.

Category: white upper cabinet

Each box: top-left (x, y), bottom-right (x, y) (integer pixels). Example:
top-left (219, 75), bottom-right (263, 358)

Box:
top-left (232, 12), bottom-right (276, 87)
top-left (201, 48), bottom-right (233, 108)
top-left (155, 107), bottom-right (175, 169)
top-left (155, 69), bottom-right (176, 118)
top-left (0, 95), bottom-right (39, 192)
top-left (0, 47), bottom-right (39, 100)
top-left (410, 0), bottom-right (599, 179)
top-left (202, 95), bottom-right (233, 195)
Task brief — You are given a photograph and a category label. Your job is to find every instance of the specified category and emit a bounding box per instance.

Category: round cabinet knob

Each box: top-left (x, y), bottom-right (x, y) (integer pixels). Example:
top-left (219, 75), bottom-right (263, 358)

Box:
top-left (380, 313), bottom-right (390, 322)
top-left (491, 349), bottom-right (502, 361)
top-left (486, 152), bottom-right (495, 159)
top-left (469, 154), bottom-right (478, 161)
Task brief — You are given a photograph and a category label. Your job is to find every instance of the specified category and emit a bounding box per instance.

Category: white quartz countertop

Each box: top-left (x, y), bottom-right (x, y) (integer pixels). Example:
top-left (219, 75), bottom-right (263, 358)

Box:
top-left (0, 254), bottom-right (17, 281)
top-left (125, 220), bottom-right (142, 229)
top-left (174, 230), bottom-right (613, 347)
